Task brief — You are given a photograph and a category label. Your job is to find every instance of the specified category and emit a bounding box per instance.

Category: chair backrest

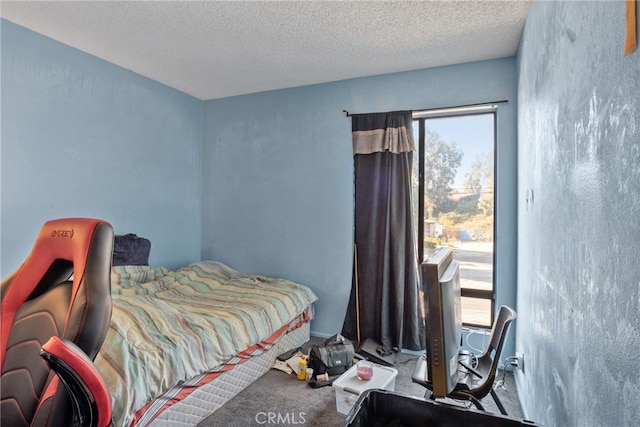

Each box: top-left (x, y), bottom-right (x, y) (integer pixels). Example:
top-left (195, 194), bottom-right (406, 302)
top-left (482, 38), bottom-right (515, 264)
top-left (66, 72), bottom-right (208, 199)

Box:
top-left (1, 218), bottom-right (113, 427)
top-left (483, 305), bottom-right (517, 360)
top-left (467, 305), bottom-right (516, 396)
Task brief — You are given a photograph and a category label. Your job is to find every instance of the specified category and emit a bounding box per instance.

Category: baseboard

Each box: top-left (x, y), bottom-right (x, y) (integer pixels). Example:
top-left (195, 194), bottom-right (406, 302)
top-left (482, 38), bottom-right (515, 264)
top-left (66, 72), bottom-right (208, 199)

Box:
top-left (309, 330), bottom-right (332, 339)
top-left (513, 369), bottom-right (532, 420)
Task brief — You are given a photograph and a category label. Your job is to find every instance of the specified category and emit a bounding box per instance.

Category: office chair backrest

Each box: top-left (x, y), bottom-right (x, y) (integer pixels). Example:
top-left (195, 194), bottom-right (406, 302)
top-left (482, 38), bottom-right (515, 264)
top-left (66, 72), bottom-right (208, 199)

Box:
top-left (469, 305), bottom-right (516, 399)
top-left (483, 305), bottom-right (516, 361)
top-left (1, 218), bottom-right (113, 427)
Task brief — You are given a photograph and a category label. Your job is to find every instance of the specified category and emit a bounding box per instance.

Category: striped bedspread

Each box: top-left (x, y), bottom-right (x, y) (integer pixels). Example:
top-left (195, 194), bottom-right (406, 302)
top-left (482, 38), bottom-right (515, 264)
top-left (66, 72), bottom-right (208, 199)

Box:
top-left (94, 261), bottom-right (318, 427)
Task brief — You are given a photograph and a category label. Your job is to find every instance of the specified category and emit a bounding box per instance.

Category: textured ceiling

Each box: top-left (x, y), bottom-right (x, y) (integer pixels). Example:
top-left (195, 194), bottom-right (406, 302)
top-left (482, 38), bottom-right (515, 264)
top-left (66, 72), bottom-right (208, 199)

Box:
top-left (1, 1), bottom-right (532, 100)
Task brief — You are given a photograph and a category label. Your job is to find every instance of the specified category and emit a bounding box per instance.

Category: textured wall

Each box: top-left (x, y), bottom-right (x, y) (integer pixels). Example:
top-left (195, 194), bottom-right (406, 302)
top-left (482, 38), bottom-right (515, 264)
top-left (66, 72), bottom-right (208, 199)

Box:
top-left (516, 1), bottom-right (640, 426)
top-left (1, 20), bottom-right (204, 275)
top-left (203, 58), bottom-right (518, 339)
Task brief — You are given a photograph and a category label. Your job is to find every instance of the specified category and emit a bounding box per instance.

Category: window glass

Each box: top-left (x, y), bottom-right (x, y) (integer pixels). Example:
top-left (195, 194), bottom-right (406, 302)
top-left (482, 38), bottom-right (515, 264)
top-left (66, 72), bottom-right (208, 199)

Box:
top-left (413, 111), bottom-right (496, 327)
top-left (462, 297), bottom-right (493, 326)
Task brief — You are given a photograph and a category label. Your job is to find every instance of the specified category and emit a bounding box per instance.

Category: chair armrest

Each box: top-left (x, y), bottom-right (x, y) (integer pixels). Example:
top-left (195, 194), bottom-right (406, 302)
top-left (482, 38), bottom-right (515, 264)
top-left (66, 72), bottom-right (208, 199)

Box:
top-left (41, 336), bottom-right (112, 427)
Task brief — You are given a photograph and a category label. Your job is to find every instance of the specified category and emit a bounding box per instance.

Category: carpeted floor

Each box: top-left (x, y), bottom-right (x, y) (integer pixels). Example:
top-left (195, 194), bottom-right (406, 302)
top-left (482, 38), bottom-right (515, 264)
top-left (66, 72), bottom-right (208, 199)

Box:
top-left (198, 336), bottom-right (525, 426)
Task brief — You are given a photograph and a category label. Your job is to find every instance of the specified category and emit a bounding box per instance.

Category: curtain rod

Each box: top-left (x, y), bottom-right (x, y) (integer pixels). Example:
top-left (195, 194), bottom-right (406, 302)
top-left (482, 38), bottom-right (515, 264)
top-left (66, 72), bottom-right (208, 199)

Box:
top-left (343, 99), bottom-right (508, 117)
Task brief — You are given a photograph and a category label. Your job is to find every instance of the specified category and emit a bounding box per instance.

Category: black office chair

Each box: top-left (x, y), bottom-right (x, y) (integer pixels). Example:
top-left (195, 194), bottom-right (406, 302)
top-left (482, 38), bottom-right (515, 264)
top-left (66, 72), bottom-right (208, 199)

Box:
top-left (1, 218), bottom-right (114, 427)
top-left (412, 305), bottom-right (516, 415)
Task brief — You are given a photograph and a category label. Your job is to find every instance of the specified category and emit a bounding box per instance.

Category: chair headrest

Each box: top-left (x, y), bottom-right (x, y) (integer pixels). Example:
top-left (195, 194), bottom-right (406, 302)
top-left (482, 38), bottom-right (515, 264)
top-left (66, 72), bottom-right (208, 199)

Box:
top-left (1, 218), bottom-right (112, 369)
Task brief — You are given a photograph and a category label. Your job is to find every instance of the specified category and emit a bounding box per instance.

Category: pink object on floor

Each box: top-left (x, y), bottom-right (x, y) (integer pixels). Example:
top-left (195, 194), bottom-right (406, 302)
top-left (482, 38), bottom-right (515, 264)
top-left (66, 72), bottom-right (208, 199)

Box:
top-left (357, 362), bottom-right (374, 380)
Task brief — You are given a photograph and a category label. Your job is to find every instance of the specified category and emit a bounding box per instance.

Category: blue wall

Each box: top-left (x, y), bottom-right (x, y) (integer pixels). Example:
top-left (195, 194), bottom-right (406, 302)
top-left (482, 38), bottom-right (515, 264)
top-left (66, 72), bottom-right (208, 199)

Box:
top-left (0, 20), bottom-right (204, 276)
top-left (516, 1), bottom-right (640, 425)
top-left (1, 18), bottom-right (520, 356)
top-left (203, 58), bottom-right (518, 340)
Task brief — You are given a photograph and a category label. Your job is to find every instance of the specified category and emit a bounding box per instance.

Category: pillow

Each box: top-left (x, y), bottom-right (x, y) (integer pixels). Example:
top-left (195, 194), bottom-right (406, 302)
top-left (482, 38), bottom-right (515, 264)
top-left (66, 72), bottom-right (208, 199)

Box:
top-left (110, 265), bottom-right (171, 295)
top-left (112, 233), bottom-right (151, 266)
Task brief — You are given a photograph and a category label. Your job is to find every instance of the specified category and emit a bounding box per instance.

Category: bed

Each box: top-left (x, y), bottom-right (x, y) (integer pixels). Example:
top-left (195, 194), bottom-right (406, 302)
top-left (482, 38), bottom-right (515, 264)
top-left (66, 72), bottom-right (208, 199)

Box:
top-left (94, 260), bottom-right (318, 427)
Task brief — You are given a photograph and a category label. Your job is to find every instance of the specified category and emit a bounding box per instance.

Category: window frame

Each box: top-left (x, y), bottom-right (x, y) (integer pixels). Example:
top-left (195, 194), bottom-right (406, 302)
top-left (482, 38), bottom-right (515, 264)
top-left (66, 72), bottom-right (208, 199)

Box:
top-left (413, 105), bottom-right (498, 328)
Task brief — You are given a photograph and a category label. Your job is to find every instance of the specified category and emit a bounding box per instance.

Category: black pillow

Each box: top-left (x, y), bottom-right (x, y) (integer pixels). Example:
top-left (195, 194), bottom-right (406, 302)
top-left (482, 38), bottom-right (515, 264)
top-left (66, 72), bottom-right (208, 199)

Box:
top-left (112, 234), bottom-right (151, 266)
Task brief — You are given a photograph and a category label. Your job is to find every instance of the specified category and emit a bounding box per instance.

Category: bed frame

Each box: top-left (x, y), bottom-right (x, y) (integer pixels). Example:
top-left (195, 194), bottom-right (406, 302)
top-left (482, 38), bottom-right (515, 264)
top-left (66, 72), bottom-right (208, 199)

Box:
top-left (145, 321), bottom-right (310, 426)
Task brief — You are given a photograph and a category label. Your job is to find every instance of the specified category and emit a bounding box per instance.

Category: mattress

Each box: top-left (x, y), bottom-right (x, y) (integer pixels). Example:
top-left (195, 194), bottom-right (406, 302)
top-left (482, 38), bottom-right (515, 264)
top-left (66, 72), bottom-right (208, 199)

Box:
top-left (148, 321), bottom-right (310, 426)
top-left (95, 261), bottom-right (318, 427)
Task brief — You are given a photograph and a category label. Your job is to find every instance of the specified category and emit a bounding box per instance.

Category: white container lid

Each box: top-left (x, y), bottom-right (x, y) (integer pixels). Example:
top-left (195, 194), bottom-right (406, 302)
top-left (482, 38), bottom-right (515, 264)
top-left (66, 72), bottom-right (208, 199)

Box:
top-left (332, 362), bottom-right (398, 394)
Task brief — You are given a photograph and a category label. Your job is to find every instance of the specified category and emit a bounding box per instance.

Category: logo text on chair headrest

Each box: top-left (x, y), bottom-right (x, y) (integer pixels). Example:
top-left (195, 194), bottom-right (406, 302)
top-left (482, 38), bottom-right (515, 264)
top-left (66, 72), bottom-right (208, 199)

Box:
top-left (51, 229), bottom-right (74, 238)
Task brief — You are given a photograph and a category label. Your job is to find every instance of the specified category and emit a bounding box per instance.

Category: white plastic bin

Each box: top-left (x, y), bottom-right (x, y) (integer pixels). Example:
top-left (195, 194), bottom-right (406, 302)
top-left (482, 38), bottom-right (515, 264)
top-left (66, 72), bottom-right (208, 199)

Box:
top-left (332, 362), bottom-right (398, 415)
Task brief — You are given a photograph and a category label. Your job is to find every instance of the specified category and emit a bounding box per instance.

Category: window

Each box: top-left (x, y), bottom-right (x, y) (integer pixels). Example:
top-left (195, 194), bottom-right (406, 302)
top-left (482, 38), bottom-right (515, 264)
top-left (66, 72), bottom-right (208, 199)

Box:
top-left (412, 105), bottom-right (497, 327)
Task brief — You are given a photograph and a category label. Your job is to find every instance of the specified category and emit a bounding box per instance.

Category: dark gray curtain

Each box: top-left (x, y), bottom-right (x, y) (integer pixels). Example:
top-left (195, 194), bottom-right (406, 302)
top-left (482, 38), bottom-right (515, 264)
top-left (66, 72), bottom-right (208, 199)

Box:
top-left (342, 110), bottom-right (424, 352)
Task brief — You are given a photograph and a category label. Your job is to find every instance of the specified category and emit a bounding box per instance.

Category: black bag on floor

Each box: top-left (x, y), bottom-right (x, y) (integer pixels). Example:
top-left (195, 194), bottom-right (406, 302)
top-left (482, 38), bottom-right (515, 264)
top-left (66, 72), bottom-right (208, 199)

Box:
top-left (308, 334), bottom-right (354, 388)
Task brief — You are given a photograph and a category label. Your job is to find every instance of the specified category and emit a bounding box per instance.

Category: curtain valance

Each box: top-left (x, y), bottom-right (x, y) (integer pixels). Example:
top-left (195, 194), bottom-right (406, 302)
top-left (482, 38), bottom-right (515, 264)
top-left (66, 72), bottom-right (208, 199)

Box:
top-left (351, 110), bottom-right (415, 155)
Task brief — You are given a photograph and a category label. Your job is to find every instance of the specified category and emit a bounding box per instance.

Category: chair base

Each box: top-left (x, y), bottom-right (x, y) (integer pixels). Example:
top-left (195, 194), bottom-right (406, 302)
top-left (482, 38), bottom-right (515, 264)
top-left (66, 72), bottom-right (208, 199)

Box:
top-left (411, 353), bottom-right (509, 416)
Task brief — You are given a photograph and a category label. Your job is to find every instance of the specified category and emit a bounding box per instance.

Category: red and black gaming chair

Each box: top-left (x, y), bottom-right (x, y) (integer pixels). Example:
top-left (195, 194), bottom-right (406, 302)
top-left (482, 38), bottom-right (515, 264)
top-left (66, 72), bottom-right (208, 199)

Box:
top-left (1, 218), bottom-right (114, 427)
